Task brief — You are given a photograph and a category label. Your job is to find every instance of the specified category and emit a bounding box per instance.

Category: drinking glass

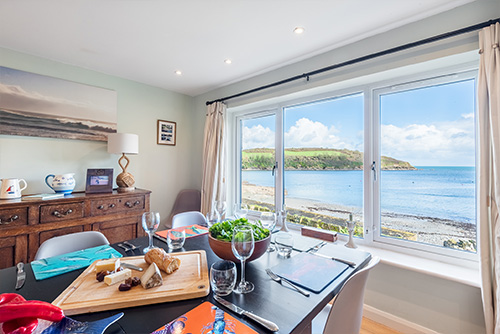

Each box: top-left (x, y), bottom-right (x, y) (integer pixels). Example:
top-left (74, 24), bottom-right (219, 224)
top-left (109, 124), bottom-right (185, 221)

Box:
top-left (206, 209), bottom-right (220, 227)
top-left (231, 225), bottom-right (255, 293)
top-left (215, 200), bottom-right (227, 220)
top-left (233, 203), bottom-right (249, 219)
top-left (275, 232), bottom-right (294, 258)
top-left (260, 211), bottom-right (276, 252)
top-left (167, 229), bottom-right (186, 250)
top-left (142, 211), bottom-right (160, 254)
top-left (210, 260), bottom-right (237, 296)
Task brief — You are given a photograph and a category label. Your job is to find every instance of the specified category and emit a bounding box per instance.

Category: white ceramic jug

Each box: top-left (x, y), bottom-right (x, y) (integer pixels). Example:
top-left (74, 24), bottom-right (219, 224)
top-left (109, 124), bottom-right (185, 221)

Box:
top-left (0, 178), bottom-right (27, 199)
top-left (45, 173), bottom-right (76, 194)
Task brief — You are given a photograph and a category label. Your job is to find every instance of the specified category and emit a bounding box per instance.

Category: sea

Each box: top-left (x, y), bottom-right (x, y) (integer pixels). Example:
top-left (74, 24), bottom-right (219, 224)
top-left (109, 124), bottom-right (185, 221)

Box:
top-left (242, 167), bottom-right (475, 225)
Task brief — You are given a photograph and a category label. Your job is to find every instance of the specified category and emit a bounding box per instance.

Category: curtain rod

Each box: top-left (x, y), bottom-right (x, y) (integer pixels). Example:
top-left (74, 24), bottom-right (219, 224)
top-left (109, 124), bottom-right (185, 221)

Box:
top-left (206, 18), bottom-right (500, 106)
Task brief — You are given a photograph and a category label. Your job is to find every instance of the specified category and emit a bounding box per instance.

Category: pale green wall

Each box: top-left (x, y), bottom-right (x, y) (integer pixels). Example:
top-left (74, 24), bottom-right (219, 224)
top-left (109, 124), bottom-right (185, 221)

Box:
top-left (0, 48), bottom-right (196, 228)
top-left (192, 1), bottom-right (499, 332)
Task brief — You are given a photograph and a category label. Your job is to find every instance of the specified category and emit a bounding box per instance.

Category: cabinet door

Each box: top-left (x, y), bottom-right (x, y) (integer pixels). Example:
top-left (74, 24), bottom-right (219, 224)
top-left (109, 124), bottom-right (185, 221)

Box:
top-left (0, 235), bottom-right (27, 268)
top-left (38, 225), bottom-right (84, 246)
top-left (93, 218), bottom-right (139, 244)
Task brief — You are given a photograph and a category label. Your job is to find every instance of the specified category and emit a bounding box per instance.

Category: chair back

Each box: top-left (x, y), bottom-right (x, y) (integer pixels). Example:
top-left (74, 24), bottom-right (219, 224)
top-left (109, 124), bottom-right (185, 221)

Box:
top-left (323, 256), bottom-right (380, 334)
top-left (167, 189), bottom-right (201, 227)
top-left (35, 231), bottom-right (109, 260)
top-left (172, 211), bottom-right (207, 229)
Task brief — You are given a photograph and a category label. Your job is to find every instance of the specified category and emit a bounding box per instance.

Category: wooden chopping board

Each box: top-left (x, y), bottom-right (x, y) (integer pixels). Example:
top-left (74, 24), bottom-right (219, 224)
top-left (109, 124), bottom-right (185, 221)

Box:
top-left (52, 250), bottom-right (209, 315)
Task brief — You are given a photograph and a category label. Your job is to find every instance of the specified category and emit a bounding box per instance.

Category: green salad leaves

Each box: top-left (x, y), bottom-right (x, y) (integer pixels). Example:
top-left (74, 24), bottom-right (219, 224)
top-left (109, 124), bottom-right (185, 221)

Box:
top-left (209, 218), bottom-right (270, 242)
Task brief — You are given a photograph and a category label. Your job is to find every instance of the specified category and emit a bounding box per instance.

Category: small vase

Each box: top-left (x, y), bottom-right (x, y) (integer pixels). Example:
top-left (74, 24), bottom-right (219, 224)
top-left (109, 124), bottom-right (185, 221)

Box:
top-left (345, 214), bottom-right (357, 249)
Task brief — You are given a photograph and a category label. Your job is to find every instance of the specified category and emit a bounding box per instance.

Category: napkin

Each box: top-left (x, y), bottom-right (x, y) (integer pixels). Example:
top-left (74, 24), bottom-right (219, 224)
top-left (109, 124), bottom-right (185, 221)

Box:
top-left (270, 252), bottom-right (349, 293)
top-left (31, 245), bottom-right (122, 280)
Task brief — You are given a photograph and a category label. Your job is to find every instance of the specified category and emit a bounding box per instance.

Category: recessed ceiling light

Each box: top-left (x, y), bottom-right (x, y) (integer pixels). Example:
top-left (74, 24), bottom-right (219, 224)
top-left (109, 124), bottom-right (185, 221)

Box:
top-left (174, 70), bottom-right (182, 76)
top-left (294, 27), bottom-right (305, 34)
top-left (224, 59), bottom-right (232, 64)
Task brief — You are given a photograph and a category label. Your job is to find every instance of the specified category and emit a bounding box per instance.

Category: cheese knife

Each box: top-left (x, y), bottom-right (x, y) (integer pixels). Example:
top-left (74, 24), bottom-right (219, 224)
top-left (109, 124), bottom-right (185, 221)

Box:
top-left (15, 262), bottom-right (26, 290)
top-left (121, 262), bottom-right (143, 272)
top-left (213, 295), bottom-right (279, 332)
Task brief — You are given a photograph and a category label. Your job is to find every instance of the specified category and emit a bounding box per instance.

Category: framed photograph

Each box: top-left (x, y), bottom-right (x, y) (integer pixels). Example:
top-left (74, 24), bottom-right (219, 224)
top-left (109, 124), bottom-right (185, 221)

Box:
top-left (85, 168), bottom-right (114, 193)
top-left (157, 120), bottom-right (176, 146)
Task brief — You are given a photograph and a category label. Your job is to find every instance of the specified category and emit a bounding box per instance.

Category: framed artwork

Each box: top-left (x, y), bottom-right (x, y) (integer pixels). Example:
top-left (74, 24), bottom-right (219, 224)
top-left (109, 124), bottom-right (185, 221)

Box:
top-left (85, 168), bottom-right (114, 193)
top-left (0, 66), bottom-right (117, 141)
top-left (157, 120), bottom-right (176, 146)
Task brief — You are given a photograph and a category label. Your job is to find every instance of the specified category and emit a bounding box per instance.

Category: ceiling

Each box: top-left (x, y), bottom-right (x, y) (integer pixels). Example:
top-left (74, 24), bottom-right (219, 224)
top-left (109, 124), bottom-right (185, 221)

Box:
top-left (0, 0), bottom-right (474, 97)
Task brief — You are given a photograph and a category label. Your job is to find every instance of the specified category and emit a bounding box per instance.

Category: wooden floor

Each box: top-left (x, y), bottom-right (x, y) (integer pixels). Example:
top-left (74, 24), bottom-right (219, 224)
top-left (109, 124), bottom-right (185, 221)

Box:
top-left (361, 317), bottom-right (402, 334)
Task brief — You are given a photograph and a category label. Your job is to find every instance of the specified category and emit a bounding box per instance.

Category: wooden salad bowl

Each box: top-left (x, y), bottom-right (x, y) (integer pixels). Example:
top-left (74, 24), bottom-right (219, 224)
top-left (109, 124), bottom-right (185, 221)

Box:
top-left (208, 234), bottom-right (271, 263)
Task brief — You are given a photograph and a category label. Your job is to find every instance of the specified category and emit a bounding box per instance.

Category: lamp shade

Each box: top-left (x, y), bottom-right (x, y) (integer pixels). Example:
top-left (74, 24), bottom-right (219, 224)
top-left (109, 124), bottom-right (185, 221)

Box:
top-left (107, 133), bottom-right (139, 154)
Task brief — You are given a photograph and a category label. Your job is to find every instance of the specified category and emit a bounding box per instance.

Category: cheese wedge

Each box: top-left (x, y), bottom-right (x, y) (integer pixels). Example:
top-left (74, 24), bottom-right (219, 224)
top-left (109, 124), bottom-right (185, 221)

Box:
top-left (95, 258), bottom-right (121, 273)
top-left (141, 263), bottom-right (163, 289)
top-left (104, 268), bottom-right (132, 285)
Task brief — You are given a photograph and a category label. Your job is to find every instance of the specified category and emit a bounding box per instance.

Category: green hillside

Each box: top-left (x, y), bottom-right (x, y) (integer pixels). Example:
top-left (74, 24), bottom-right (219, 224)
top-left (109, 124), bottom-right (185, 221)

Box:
top-left (242, 148), bottom-right (415, 170)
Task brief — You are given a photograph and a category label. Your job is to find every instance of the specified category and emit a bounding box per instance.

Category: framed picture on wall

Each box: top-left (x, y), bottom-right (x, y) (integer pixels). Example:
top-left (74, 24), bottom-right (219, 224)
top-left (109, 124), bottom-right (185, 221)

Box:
top-left (157, 120), bottom-right (176, 146)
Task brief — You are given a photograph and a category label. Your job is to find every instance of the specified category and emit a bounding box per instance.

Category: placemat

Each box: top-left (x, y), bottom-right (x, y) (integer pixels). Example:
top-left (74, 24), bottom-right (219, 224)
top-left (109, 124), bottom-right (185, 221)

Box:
top-left (270, 252), bottom-right (349, 293)
top-left (31, 245), bottom-right (122, 280)
top-left (151, 301), bottom-right (258, 334)
top-left (155, 224), bottom-right (208, 239)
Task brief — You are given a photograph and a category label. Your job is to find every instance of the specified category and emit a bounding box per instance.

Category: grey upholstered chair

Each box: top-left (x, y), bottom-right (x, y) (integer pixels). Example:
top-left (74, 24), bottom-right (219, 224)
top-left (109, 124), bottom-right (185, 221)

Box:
top-left (34, 231), bottom-right (109, 260)
top-left (172, 211), bottom-right (207, 229)
top-left (167, 189), bottom-right (201, 228)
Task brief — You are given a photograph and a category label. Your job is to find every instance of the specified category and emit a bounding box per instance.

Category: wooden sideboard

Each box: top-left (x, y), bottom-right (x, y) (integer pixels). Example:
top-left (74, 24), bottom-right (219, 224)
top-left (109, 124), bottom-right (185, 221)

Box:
top-left (0, 188), bottom-right (151, 269)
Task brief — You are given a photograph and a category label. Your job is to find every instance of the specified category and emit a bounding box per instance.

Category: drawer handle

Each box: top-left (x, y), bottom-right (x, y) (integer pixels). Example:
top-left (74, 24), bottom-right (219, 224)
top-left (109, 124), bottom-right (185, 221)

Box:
top-left (0, 215), bottom-right (19, 225)
top-left (97, 205), bottom-right (104, 210)
top-left (125, 200), bottom-right (140, 208)
top-left (109, 204), bottom-right (116, 208)
top-left (53, 209), bottom-right (73, 218)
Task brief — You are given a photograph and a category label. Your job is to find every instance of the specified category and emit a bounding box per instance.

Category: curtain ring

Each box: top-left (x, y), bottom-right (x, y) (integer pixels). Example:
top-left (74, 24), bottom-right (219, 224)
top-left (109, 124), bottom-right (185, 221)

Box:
top-left (493, 43), bottom-right (499, 49)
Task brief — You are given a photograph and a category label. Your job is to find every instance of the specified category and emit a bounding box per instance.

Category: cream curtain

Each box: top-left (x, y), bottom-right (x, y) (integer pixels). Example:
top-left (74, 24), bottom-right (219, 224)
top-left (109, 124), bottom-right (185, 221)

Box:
top-left (478, 22), bottom-right (500, 334)
top-left (201, 102), bottom-right (227, 215)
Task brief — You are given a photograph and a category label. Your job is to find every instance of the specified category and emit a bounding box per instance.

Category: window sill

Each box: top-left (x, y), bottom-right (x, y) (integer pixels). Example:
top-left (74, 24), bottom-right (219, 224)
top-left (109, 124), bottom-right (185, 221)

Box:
top-left (355, 244), bottom-right (481, 288)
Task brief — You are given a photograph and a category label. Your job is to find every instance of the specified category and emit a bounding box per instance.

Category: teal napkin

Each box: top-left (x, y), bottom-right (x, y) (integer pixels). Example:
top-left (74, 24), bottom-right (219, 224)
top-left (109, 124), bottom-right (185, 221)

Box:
top-left (31, 245), bottom-right (122, 280)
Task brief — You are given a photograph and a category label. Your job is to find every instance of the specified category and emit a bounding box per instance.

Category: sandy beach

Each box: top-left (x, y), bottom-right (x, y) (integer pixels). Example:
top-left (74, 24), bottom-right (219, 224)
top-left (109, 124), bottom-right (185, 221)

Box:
top-left (242, 182), bottom-right (476, 250)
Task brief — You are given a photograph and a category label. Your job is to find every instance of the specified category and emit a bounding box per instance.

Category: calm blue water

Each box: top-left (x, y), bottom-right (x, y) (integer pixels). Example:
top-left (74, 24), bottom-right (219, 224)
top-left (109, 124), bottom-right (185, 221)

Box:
top-left (242, 167), bottom-right (475, 224)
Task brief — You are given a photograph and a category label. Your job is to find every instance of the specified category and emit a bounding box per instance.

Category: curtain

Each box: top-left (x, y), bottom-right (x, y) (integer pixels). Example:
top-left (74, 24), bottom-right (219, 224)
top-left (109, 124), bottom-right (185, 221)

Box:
top-left (201, 102), bottom-right (227, 215)
top-left (479, 22), bottom-right (500, 334)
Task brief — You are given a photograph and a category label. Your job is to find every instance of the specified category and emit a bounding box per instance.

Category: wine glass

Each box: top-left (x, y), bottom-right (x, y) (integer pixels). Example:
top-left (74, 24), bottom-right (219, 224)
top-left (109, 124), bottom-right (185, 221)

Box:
top-left (231, 225), bottom-right (255, 294)
top-left (142, 211), bottom-right (160, 254)
top-left (260, 211), bottom-right (276, 252)
top-left (215, 200), bottom-right (227, 220)
top-left (233, 203), bottom-right (249, 219)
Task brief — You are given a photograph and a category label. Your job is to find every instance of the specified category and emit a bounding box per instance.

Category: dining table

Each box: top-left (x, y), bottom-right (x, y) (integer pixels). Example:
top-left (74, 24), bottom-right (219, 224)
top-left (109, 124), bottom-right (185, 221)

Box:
top-left (0, 232), bottom-right (371, 334)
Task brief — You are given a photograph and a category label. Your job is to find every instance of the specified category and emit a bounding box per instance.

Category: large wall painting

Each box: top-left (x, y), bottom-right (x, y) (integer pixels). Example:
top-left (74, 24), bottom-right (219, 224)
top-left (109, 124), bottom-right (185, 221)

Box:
top-left (0, 66), bottom-right (117, 141)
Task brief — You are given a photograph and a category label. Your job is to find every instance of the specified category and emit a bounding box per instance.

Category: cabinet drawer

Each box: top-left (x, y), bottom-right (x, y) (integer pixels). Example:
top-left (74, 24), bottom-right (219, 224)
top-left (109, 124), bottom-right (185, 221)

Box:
top-left (91, 195), bottom-right (145, 216)
top-left (40, 202), bottom-right (84, 223)
top-left (0, 207), bottom-right (28, 227)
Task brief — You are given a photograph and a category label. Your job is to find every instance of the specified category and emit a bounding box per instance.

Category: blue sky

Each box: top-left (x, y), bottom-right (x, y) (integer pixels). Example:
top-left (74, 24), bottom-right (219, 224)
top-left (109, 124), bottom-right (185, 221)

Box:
top-left (242, 78), bottom-right (476, 166)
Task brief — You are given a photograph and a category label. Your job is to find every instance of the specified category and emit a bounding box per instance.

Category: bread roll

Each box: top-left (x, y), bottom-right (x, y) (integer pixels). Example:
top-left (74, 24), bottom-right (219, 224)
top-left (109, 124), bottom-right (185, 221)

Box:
top-left (144, 248), bottom-right (181, 274)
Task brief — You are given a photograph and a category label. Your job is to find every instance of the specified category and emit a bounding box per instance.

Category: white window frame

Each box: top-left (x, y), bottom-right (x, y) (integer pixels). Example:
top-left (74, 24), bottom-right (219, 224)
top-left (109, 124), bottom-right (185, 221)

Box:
top-left (228, 61), bottom-right (479, 265)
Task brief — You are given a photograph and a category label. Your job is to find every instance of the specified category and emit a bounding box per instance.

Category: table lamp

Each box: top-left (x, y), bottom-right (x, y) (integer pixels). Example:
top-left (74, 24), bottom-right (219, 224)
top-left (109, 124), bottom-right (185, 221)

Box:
top-left (107, 133), bottom-right (139, 193)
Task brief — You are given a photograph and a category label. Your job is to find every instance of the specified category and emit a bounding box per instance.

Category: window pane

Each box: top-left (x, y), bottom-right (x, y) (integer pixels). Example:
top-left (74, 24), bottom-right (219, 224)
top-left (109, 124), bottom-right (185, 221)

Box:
top-left (240, 115), bottom-right (276, 212)
top-left (283, 93), bottom-right (364, 237)
top-left (379, 79), bottom-right (476, 253)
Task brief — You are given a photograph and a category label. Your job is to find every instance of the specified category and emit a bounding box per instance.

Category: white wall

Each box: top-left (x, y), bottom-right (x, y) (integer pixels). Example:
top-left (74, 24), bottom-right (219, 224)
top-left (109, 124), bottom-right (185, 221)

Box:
top-left (0, 48), bottom-right (197, 228)
top-left (192, 1), bottom-right (499, 332)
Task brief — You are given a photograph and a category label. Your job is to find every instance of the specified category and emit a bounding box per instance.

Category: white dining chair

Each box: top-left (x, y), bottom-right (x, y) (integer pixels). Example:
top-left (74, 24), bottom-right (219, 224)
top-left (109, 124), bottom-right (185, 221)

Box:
top-left (313, 256), bottom-right (380, 334)
top-left (172, 211), bottom-right (207, 228)
top-left (34, 231), bottom-right (110, 260)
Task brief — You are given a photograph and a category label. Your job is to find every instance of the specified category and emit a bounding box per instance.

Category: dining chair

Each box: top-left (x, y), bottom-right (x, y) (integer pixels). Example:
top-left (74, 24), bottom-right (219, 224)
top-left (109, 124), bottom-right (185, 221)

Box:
top-left (34, 231), bottom-right (110, 260)
top-left (314, 256), bottom-right (380, 334)
top-left (166, 189), bottom-right (201, 228)
top-left (172, 211), bottom-right (207, 228)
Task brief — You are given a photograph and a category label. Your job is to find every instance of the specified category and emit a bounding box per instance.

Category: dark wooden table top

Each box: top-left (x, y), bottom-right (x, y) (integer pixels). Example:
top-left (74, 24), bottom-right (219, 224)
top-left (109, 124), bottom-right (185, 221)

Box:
top-left (0, 233), bottom-right (371, 334)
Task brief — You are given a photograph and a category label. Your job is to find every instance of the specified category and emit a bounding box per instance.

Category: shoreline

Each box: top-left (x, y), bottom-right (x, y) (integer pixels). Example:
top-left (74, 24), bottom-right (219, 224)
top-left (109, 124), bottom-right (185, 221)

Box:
top-left (242, 182), bottom-right (476, 248)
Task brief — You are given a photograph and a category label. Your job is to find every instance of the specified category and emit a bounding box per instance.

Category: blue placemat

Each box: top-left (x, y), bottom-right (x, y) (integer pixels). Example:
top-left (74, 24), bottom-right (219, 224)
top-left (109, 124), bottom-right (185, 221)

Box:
top-left (270, 252), bottom-right (349, 293)
top-left (31, 245), bottom-right (122, 280)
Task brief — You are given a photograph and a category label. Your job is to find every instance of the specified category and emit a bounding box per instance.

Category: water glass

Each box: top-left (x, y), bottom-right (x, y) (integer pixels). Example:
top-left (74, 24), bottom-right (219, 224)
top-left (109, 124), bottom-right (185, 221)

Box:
top-left (142, 211), bottom-right (160, 254)
top-left (275, 232), bottom-right (293, 258)
top-left (167, 229), bottom-right (186, 250)
top-left (233, 203), bottom-right (249, 219)
top-left (210, 260), bottom-right (237, 296)
top-left (215, 200), bottom-right (227, 220)
top-left (260, 211), bottom-right (276, 252)
top-left (206, 208), bottom-right (220, 227)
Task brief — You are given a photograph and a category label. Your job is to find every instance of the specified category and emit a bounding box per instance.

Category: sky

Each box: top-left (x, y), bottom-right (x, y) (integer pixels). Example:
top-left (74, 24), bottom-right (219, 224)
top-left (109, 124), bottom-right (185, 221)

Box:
top-left (242, 78), bottom-right (476, 167)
